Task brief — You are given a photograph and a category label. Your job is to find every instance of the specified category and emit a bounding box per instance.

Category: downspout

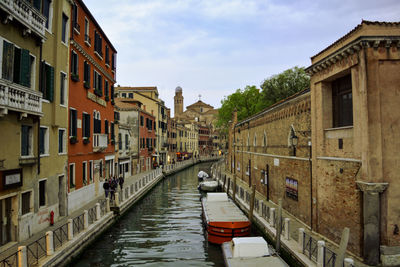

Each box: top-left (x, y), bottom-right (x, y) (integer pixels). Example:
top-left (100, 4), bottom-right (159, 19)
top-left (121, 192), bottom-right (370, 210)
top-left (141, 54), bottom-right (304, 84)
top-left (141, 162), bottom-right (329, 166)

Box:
top-left (309, 141), bottom-right (312, 230)
top-left (37, 42), bottom-right (43, 175)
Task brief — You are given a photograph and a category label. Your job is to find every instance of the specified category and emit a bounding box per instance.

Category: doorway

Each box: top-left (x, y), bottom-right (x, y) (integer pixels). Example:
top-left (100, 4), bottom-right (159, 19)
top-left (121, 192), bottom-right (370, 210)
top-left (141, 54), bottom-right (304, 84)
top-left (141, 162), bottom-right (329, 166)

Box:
top-left (0, 197), bottom-right (14, 246)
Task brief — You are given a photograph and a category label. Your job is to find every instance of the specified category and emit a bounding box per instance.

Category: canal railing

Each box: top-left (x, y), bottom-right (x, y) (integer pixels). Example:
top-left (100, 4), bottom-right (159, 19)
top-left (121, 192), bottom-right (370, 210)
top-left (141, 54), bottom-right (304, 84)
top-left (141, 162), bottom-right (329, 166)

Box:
top-left (213, 161), bottom-right (356, 267)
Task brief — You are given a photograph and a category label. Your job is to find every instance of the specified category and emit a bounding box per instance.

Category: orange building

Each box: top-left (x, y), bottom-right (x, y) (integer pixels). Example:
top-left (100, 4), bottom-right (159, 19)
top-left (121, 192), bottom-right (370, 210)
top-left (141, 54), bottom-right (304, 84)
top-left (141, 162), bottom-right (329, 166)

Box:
top-left (67, 0), bottom-right (117, 212)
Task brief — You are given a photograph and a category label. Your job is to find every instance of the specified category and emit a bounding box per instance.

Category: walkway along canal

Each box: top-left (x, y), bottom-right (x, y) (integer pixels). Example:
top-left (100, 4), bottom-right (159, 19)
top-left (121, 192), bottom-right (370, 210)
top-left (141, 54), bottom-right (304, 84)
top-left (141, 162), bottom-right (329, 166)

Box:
top-left (72, 161), bottom-right (224, 266)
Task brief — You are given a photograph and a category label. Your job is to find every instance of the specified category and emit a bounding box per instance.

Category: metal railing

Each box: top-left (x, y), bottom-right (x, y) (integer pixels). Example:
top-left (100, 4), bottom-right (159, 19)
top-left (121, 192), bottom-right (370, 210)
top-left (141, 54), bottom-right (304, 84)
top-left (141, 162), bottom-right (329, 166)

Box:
top-left (303, 231), bottom-right (318, 262)
top-left (88, 205), bottom-right (97, 224)
top-left (72, 214), bottom-right (84, 235)
top-left (0, 251), bottom-right (18, 267)
top-left (324, 246), bottom-right (337, 267)
top-left (53, 223), bottom-right (69, 250)
top-left (27, 235), bottom-right (46, 265)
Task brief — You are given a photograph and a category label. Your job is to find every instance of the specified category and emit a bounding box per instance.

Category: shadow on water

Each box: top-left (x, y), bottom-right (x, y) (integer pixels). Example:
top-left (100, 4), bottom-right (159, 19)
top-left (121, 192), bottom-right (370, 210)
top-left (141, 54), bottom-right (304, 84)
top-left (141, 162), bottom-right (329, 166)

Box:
top-left (71, 162), bottom-right (225, 267)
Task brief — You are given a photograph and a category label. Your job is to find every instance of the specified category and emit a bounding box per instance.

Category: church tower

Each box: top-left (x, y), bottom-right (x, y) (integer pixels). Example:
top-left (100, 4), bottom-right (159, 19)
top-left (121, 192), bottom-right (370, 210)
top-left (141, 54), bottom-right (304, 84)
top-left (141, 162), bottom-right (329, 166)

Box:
top-left (174, 86), bottom-right (184, 117)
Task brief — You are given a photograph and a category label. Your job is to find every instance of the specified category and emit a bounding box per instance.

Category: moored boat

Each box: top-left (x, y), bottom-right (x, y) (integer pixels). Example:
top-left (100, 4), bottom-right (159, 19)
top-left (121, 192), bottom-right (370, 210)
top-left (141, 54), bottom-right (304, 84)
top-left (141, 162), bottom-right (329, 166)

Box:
top-left (202, 193), bottom-right (251, 244)
top-left (198, 179), bottom-right (219, 192)
top-left (221, 237), bottom-right (288, 267)
top-left (198, 170), bottom-right (209, 180)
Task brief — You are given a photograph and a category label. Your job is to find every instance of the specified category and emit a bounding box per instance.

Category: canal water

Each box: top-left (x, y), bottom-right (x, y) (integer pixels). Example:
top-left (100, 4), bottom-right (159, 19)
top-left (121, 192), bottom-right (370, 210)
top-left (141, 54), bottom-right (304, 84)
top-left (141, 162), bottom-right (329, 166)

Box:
top-left (72, 162), bottom-right (226, 266)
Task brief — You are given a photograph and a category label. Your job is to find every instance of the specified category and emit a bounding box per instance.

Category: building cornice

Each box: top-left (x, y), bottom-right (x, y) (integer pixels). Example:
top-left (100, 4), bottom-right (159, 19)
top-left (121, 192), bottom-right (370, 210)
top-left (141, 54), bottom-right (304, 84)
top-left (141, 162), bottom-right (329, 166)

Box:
top-left (306, 36), bottom-right (400, 76)
top-left (71, 39), bottom-right (116, 83)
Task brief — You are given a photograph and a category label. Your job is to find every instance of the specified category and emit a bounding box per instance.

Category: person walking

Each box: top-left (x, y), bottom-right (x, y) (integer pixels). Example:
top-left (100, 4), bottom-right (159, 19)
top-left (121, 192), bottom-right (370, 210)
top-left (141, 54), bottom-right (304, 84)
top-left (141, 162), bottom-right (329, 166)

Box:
top-left (119, 176), bottom-right (124, 191)
top-left (110, 177), bottom-right (116, 201)
top-left (103, 179), bottom-right (110, 198)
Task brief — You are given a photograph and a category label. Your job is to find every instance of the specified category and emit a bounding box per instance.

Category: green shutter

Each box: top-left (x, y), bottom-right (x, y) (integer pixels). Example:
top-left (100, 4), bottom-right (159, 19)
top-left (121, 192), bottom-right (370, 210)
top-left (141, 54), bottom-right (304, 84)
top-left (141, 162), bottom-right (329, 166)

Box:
top-left (20, 49), bottom-right (31, 87)
top-left (33, 0), bottom-right (41, 10)
top-left (13, 47), bottom-right (21, 84)
top-left (45, 65), bottom-right (54, 102)
top-left (2, 41), bottom-right (14, 81)
top-left (88, 64), bottom-right (90, 84)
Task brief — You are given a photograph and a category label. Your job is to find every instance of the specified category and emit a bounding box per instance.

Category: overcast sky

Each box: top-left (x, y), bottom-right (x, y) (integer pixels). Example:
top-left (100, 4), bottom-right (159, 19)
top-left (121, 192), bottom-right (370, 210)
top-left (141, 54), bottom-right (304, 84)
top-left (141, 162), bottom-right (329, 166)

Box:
top-left (84, 0), bottom-right (399, 113)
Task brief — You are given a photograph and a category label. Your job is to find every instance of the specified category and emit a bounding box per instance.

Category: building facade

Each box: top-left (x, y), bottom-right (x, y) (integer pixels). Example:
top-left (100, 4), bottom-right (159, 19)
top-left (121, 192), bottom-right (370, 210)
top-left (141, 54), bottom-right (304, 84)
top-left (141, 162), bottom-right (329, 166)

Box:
top-left (67, 0), bottom-right (117, 213)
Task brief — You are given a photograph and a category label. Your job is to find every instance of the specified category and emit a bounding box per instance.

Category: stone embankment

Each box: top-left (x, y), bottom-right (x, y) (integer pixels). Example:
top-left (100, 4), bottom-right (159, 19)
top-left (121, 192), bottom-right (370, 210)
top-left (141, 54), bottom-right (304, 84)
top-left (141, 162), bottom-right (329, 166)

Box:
top-left (1, 156), bottom-right (219, 267)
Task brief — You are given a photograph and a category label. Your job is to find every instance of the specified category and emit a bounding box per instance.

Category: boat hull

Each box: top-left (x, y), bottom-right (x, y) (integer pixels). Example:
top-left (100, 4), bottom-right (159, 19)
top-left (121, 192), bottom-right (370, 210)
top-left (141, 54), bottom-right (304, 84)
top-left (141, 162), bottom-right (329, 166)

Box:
top-left (205, 221), bottom-right (251, 244)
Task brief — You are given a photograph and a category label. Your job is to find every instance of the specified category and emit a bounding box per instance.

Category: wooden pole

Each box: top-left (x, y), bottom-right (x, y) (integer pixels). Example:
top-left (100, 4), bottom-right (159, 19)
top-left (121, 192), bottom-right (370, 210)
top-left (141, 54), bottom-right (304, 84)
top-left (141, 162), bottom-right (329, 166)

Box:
top-left (223, 175), bottom-right (227, 191)
top-left (249, 185), bottom-right (256, 222)
top-left (232, 175), bottom-right (237, 201)
top-left (276, 199), bottom-right (282, 254)
top-left (227, 178), bottom-right (231, 195)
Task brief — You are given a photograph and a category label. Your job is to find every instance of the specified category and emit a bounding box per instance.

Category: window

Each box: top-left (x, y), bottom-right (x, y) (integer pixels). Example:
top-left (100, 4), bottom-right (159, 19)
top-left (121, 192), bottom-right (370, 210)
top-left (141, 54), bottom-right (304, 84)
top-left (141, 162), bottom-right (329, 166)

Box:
top-left (129, 93), bottom-right (133, 98)
top-left (93, 111), bottom-right (101, 134)
top-left (61, 13), bottom-right (68, 43)
top-left (2, 41), bottom-right (34, 88)
top-left (84, 18), bottom-right (90, 45)
top-left (105, 45), bottom-right (109, 65)
top-left (69, 164), bottom-right (75, 188)
top-left (72, 3), bottom-right (79, 32)
top-left (122, 93), bottom-right (126, 98)
top-left (89, 161), bottom-right (93, 181)
top-left (39, 126), bottom-right (49, 155)
top-left (111, 86), bottom-right (114, 101)
top-left (111, 53), bottom-right (116, 71)
top-left (82, 113), bottom-right (90, 138)
top-left (118, 133), bottom-right (122, 149)
top-left (83, 161), bottom-right (87, 185)
top-left (40, 62), bottom-right (54, 102)
top-left (105, 120), bottom-right (109, 141)
top-left (99, 160), bottom-right (103, 178)
top-left (332, 74), bottom-right (353, 127)
top-left (94, 31), bottom-right (103, 57)
top-left (104, 80), bottom-right (109, 100)
top-left (60, 72), bottom-right (66, 105)
top-left (58, 129), bottom-right (66, 154)
top-left (39, 180), bottom-right (46, 207)
top-left (21, 125), bottom-right (32, 156)
top-left (42, 0), bottom-right (52, 30)
top-left (93, 71), bottom-right (102, 96)
top-left (21, 191), bottom-right (31, 215)
top-left (69, 109), bottom-right (77, 137)
top-left (71, 51), bottom-right (78, 77)
top-left (110, 122), bottom-right (115, 141)
top-left (125, 134), bottom-right (129, 149)
top-left (83, 61), bottom-right (90, 86)
top-left (140, 116), bottom-right (144, 126)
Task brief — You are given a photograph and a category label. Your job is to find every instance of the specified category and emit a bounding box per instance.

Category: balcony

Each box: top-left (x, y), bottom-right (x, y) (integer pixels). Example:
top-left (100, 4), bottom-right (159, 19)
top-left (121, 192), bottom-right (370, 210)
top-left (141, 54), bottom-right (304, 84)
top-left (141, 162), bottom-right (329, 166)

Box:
top-left (0, 0), bottom-right (46, 39)
top-left (0, 79), bottom-right (43, 117)
top-left (93, 134), bottom-right (108, 152)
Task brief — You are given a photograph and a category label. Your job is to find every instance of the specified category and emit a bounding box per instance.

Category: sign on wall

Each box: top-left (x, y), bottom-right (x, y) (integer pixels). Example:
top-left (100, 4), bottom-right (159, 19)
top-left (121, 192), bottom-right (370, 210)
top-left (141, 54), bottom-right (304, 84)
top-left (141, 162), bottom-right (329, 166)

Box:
top-left (285, 177), bottom-right (298, 201)
top-left (2, 168), bottom-right (23, 189)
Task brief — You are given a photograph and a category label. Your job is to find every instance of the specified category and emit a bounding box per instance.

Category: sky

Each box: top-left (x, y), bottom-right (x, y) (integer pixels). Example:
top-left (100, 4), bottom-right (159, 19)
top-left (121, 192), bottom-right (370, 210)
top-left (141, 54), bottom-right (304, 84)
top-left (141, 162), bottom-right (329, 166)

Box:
top-left (84, 0), bottom-right (399, 113)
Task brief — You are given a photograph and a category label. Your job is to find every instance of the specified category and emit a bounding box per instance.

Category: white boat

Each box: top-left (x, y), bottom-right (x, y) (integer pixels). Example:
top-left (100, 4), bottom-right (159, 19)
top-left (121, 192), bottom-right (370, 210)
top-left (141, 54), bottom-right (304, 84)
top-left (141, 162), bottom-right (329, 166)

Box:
top-left (199, 180), bottom-right (218, 192)
top-left (198, 170), bottom-right (209, 179)
top-left (221, 237), bottom-right (288, 267)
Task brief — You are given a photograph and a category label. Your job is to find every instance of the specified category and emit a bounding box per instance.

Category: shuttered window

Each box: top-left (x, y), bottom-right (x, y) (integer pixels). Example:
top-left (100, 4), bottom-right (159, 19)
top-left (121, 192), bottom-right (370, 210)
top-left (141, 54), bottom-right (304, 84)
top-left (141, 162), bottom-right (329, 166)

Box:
top-left (2, 41), bottom-right (32, 87)
top-left (33, 0), bottom-right (41, 10)
top-left (42, 63), bottom-right (54, 102)
top-left (58, 129), bottom-right (66, 153)
top-left (62, 14), bottom-right (68, 43)
top-left (43, 0), bottom-right (51, 29)
top-left (104, 80), bottom-right (109, 100)
top-left (110, 122), bottom-right (115, 141)
top-left (60, 72), bottom-right (66, 105)
top-left (2, 40), bottom-right (14, 81)
top-left (21, 191), bottom-right (31, 215)
top-left (39, 127), bottom-right (47, 155)
top-left (118, 133), bottom-right (122, 149)
top-left (39, 180), bottom-right (46, 207)
top-left (105, 46), bottom-right (109, 65)
top-left (69, 109), bottom-right (77, 137)
top-left (82, 113), bottom-right (90, 138)
top-left (21, 125), bottom-right (32, 156)
top-left (71, 51), bottom-right (78, 76)
top-left (94, 31), bottom-right (103, 57)
top-left (125, 134), bottom-right (129, 149)
top-left (84, 61), bottom-right (90, 84)
top-left (93, 71), bottom-right (102, 96)
top-left (111, 85), bottom-right (114, 101)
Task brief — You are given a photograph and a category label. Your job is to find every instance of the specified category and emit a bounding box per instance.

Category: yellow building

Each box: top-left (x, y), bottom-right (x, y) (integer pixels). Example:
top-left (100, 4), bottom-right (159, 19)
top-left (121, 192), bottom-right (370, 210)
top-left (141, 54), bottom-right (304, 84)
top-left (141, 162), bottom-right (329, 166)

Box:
top-left (115, 86), bottom-right (168, 164)
top-left (0, 0), bottom-right (71, 245)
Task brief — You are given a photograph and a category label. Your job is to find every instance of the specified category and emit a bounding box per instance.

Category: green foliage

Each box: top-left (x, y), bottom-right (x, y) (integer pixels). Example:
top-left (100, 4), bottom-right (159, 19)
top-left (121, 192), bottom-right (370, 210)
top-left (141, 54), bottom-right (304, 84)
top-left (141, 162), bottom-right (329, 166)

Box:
top-left (216, 66), bottom-right (309, 131)
top-left (260, 66), bottom-right (309, 106)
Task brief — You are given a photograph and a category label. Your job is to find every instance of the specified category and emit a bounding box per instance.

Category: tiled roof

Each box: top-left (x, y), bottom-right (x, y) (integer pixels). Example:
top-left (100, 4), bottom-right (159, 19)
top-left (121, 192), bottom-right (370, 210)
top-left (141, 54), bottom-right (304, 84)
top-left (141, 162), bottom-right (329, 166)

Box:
top-left (186, 100), bottom-right (214, 109)
top-left (311, 20), bottom-right (400, 60)
top-left (116, 86), bottom-right (158, 92)
top-left (114, 98), bottom-right (141, 109)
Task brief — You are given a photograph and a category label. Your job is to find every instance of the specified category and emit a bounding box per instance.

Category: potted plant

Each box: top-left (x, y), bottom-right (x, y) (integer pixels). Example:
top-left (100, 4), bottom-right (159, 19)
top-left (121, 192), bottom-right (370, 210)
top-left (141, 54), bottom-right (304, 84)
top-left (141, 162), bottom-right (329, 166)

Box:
top-left (69, 136), bottom-right (78, 144)
top-left (83, 137), bottom-right (90, 144)
top-left (71, 73), bottom-right (79, 82)
top-left (84, 81), bottom-right (90, 89)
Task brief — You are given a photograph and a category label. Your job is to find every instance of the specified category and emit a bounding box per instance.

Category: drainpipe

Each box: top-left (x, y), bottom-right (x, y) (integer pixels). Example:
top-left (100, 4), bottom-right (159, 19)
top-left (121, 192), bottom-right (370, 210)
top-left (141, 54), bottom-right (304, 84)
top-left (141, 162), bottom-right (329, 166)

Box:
top-left (37, 42), bottom-right (43, 175)
top-left (309, 140), bottom-right (312, 230)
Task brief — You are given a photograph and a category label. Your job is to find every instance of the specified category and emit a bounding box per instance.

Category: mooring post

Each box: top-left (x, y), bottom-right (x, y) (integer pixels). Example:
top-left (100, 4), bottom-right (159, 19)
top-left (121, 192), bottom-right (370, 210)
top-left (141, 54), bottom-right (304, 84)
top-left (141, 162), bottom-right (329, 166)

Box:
top-left (223, 176), bottom-right (227, 191)
top-left (276, 199), bottom-right (282, 254)
top-left (232, 175), bottom-right (237, 202)
top-left (227, 178), bottom-right (231, 195)
top-left (249, 185), bottom-right (256, 222)
top-left (335, 227), bottom-right (350, 267)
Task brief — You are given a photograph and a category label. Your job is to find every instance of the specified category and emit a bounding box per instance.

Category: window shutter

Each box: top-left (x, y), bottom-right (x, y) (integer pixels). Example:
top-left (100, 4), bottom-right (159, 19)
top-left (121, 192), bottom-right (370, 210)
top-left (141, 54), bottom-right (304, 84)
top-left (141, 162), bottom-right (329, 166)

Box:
top-left (2, 41), bottom-right (14, 81)
top-left (20, 49), bottom-right (31, 87)
top-left (33, 0), bottom-right (41, 10)
top-left (99, 76), bottom-right (102, 96)
top-left (21, 126), bottom-right (28, 155)
top-left (88, 64), bottom-right (91, 84)
top-left (45, 65), bottom-right (54, 102)
top-left (86, 114), bottom-right (90, 137)
top-left (111, 86), bottom-right (114, 100)
top-left (93, 70), bottom-right (95, 88)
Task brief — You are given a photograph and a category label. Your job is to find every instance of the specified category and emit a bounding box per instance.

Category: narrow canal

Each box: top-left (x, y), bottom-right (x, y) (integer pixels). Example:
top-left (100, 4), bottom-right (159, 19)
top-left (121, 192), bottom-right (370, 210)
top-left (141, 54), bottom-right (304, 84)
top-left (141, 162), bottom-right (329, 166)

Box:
top-left (72, 162), bottom-right (225, 266)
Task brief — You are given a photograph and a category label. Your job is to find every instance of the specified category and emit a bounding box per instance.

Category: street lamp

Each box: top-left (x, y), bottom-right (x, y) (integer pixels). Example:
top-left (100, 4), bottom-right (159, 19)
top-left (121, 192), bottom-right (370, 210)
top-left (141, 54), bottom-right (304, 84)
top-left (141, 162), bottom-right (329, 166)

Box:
top-left (290, 135), bottom-right (298, 156)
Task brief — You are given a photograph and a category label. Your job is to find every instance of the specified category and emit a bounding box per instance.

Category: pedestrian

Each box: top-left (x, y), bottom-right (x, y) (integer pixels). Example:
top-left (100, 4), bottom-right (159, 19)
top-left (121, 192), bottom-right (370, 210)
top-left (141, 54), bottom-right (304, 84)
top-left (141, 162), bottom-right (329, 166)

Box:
top-left (110, 177), bottom-right (116, 200)
top-left (103, 179), bottom-right (110, 198)
top-left (119, 176), bottom-right (124, 191)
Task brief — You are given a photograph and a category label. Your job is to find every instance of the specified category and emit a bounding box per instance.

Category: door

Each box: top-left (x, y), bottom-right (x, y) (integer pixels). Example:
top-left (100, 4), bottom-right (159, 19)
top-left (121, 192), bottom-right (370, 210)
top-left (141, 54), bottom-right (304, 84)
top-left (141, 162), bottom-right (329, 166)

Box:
top-left (1, 197), bottom-right (13, 246)
top-left (58, 175), bottom-right (66, 216)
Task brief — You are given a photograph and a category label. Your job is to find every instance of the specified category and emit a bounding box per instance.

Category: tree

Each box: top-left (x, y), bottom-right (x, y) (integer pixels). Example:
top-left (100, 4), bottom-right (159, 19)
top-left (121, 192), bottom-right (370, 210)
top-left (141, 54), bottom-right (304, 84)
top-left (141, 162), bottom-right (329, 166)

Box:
top-left (216, 85), bottom-right (263, 130)
top-left (260, 66), bottom-right (309, 107)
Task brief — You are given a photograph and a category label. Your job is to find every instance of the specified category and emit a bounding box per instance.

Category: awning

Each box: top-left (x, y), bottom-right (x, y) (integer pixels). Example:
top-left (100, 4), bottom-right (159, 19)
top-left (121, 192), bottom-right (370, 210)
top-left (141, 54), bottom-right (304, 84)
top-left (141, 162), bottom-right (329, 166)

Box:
top-left (152, 154), bottom-right (159, 157)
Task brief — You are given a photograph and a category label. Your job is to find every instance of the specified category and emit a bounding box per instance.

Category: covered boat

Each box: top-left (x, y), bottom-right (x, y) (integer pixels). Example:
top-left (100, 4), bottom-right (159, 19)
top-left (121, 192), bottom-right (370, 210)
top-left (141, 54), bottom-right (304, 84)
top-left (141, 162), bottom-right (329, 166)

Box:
top-left (198, 170), bottom-right (209, 179)
top-left (199, 180), bottom-right (219, 192)
top-left (222, 237), bottom-right (288, 267)
top-left (202, 193), bottom-right (251, 244)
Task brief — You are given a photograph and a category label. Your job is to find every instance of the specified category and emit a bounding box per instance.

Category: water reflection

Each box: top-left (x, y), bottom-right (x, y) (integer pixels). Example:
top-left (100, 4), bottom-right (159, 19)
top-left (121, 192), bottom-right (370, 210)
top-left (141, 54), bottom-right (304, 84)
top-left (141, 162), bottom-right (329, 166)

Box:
top-left (72, 162), bottom-right (224, 267)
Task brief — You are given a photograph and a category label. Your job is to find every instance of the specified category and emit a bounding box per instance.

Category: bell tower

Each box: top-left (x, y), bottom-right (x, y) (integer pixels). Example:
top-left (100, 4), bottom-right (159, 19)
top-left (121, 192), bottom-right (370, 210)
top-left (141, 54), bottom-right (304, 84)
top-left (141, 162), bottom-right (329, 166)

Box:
top-left (174, 86), bottom-right (183, 117)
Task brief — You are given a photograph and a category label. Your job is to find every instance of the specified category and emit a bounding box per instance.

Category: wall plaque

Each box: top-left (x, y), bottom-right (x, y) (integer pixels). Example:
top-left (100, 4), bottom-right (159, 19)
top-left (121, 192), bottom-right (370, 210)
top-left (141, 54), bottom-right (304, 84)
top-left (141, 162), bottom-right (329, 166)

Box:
top-left (2, 168), bottom-right (23, 189)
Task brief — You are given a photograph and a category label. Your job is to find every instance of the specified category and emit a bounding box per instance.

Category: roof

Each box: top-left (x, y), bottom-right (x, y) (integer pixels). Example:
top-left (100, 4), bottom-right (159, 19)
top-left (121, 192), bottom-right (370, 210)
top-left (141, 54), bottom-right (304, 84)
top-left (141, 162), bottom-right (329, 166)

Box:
top-left (76, 0), bottom-right (117, 53)
top-left (116, 86), bottom-right (158, 93)
top-left (311, 20), bottom-right (400, 61)
top-left (186, 100), bottom-right (214, 109)
top-left (114, 98), bottom-right (141, 109)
